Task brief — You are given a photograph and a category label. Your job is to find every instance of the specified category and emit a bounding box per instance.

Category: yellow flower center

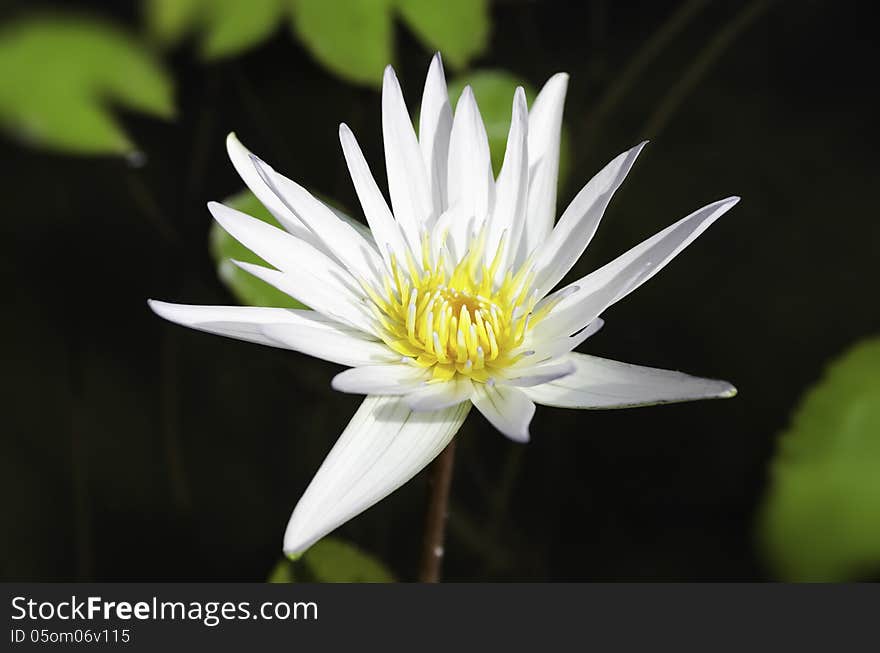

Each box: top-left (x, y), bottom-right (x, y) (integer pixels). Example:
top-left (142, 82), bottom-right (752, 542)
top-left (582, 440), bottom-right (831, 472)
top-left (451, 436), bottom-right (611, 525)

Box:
top-left (363, 229), bottom-right (552, 383)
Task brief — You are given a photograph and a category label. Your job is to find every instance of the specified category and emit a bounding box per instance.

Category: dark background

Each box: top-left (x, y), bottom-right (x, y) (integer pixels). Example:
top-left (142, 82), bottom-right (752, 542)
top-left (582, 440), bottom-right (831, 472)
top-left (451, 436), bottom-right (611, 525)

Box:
top-left (2, 0), bottom-right (878, 581)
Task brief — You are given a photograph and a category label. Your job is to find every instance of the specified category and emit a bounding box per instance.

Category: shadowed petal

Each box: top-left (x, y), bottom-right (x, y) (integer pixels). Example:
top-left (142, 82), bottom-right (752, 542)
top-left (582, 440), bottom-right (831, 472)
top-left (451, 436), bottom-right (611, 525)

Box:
top-left (532, 142), bottom-right (647, 297)
top-left (383, 65), bottom-right (434, 245)
top-left (331, 363), bottom-right (431, 395)
top-left (419, 53), bottom-right (453, 216)
top-left (471, 383), bottom-right (535, 443)
top-left (522, 72), bottom-right (569, 257)
top-left (522, 352), bottom-right (736, 408)
top-left (148, 301), bottom-right (392, 367)
top-left (283, 396), bottom-right (470, 555)
top-left (533, 196), bottom-right (740, 340)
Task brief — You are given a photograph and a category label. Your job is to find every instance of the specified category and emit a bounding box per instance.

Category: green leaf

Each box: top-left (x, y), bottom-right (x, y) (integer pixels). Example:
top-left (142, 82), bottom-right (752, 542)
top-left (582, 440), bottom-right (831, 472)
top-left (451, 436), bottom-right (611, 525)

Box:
top-left (145, 0), bottom-right (285, 60)
top-left (759, 337), bottom-right (880, 581)
top-left (396, 0), bottom-right (489, 71)
top-left (447, 70), bottom-right (572, 185)
top-left (144, 0), bottom-right (491, 86)
top-left (289, 0), bottom-right (393, 87)
top-left (268, 537), bottom-right (394, 582)
top-left (0, 16), bottom-right (173, 155)
top-left (209, 189), bottom-right (306, 309)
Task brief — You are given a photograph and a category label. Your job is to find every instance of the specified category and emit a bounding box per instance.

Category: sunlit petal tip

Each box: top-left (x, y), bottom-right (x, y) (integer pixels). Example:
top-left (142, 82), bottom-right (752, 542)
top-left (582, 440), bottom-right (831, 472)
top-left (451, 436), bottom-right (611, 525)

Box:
top-left (146, 298), bottom-right (169, 317)
top-left (382, 64), bottom-right (399, 86)
top-left (720, 383), bottom-right (738, 398)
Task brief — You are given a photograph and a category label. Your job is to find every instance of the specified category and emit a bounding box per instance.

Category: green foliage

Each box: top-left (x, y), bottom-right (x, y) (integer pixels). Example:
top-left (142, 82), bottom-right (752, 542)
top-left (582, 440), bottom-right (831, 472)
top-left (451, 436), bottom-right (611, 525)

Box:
top-left (268, 537), bottom-right (394, 582)
top-left (145, 0), bottom-right (284, 60)
top-left (0, 16), bottom-right (173, 155)
top-left (145, 0), bottom-right (489, 85)
top-left (395, 0), bottom-right (489, 71)
top-left (289, 0), bottom-right (393, 86)
top-left (759, 337), bottom-right (880, 581)
top-left (209, 189), bottom-right (306, 309)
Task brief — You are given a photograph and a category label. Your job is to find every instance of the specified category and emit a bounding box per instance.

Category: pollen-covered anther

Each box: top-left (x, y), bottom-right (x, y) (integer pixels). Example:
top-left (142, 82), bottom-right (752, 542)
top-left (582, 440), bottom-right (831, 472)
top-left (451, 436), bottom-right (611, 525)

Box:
top-left (369, 238), bottom-right (539, 383)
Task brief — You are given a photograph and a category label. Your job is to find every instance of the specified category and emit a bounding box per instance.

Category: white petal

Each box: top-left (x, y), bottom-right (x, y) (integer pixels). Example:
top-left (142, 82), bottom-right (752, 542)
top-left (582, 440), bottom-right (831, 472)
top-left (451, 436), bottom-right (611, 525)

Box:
top-left (227, 133), bottom-right (374, 248)
top-left (148, 301), bottom-right (393, 367)
top-left (232, 260), bottom-right (374, 333)
top-left (226, 133), bottom-right (313, 245)
top-left (246, 154), bottom-right (384, 286)
top-left (534, 196), bottom-right (740, 340)
top-left (532, 142), bottom-right (647, 297)
top-left (489, 87), bottom-right (529, 273)
top-left (325, 203), bottom-right (374, 242)
top-left (519, 317), bottom-right (605, 364)
top-left (331, 363), bottom-right (430, 395)
top-left (383, 66), bottom-right (434, 246)
top-left (522, 352), bottom-right (737, 408)
top-left (522, 73), bottom-right (569, 257)
top-left (471, 383), bottom-right (535, 443)
top-left (283, 395), bottom-right (470, 555)
top-left (447, 86), bottom-right (494, 223)
top-left (405, 377), bottom-right (474, 411)
top-left (499, 358), bottom-right (576, 387)
top-left (339, 123), bottom-right (411, 268)
top-left (419, 53), bottom-right (453, 217)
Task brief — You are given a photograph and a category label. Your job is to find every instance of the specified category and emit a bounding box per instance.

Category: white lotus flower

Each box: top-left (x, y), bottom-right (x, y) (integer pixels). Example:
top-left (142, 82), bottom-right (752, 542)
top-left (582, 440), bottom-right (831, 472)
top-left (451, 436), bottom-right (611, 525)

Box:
top-left (150, 54), bottom-right (738, 556)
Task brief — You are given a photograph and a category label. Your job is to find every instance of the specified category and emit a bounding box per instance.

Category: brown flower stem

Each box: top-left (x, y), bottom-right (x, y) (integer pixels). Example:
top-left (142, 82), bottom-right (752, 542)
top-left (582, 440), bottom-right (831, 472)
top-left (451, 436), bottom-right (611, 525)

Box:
top-left (418, 440), bottom-right (457, 582)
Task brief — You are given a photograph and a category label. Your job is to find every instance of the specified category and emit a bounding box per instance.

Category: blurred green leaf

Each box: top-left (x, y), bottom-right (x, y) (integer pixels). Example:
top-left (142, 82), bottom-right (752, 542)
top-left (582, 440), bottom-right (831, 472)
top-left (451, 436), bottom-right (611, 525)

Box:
top-left (396, 0), bottom-right (489, 71)
top-left (0, 16), bottom-right (173, 155)
top-left (759, 337), bottom-right (880, 581)
top-left (144, 0), bottom-right (489, 86)
top-left (268, 537), bottom-right (394, 582)
top-left (145, 0), bottom-right (284, 60)
top-left (290, 0), bottom-right (393, 86)
top-left (210, 189), bottom-right (306, 309)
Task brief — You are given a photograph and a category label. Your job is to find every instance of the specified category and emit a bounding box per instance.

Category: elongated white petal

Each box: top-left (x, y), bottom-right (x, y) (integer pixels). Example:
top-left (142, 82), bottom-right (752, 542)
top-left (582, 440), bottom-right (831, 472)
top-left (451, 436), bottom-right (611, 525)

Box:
top-left (520, 318), bottom-right (604, 364)
top-left (489, 87), bottom-right (529, 273)
top-left (232, 260), bottom-right (374, 333)
top-left (405, 377), bottom-right (474, 411)
top-left (339, 123), bottom-right (411, 268)
top-left (523, 352), bottom-right (736, 408)
top-left (148, 301), bottom-right (393, 367)
top-left (447, 86), bottom-right (494, 223)
top-left (419, 53), bottom-right (453, 216)
top-left (325, 203), bottom-right (374, 242)
top-left (500, 359), bottom-right (576, 387)
top-left (383, 66), bottom-right (434, 246)
top-left (226, 133), bottom-right (313, 243)
top-left (534, 196), bottom-right (740, 339)
top-left (532, 142), bottom-right (647, 297)
top-left (471, 383), bottom-right (535, 442)
top-left (228, 133), bottom-right (374, 250)
top-left (522, 73), bottom-right (569, 257)
top-left (209, 202), bottom-right (374, 330)
top-left (284, 395), bottom-right (470, 555)
top-left (331, 363), bottom-right (430, 395)
top-left (247, 154), bottom-right (383, 286)
top-left (260, 323), bottom-right (396, 367)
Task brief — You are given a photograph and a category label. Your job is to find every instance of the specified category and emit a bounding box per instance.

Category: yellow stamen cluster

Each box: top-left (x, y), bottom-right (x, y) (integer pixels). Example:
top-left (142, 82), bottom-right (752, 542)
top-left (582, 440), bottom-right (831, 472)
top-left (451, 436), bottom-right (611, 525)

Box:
top-left (363, 230), bottom-right (544, 383)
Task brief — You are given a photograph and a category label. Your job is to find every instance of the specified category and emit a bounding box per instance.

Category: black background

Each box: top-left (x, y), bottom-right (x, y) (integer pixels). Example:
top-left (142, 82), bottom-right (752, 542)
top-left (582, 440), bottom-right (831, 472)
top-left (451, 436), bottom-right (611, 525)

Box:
top-left (2, 0), bottom-right (878, 581)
